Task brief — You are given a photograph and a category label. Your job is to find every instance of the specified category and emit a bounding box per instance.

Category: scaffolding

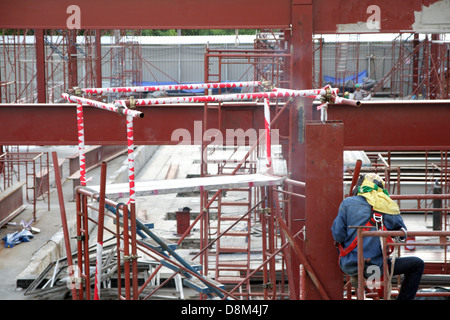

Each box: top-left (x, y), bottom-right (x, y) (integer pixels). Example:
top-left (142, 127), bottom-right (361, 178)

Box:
top-left (47, 77), bottom-right (351, 300)
top-left (369, 33), bottom-right (450, 99)
top-left (0, 151), bottom-right (50, 219)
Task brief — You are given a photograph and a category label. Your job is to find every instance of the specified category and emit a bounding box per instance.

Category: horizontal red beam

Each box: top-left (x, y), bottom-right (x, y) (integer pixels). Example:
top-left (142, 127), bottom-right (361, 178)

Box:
top-left (0, 103), bottom-right (288, 146)
top-left (0, 0), bottom-right (442, 33)
top-left (2, 100), bottom-right (449, 150)
top-left (325, 100), bottom-right (450, 150)
top-left (0, 0), bottom-right (291, 30)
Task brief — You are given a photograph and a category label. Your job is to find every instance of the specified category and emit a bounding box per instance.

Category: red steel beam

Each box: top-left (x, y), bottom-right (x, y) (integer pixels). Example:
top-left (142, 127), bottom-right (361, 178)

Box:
top-left (0, 0), bottom-right (444, 33)
top-left (325, 100), bottom-right (450, 150)
top-left (0, 0), bottom-right (291, 30)
top-left (1, 100), bottom-right (449, 149)
top-left (0, 103), bottom-right (288, 146)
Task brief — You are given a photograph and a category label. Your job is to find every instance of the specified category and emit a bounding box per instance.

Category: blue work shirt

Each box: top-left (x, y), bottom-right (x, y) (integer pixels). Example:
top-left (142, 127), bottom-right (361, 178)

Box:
top-left (331, 195), bottom-right (407, 276)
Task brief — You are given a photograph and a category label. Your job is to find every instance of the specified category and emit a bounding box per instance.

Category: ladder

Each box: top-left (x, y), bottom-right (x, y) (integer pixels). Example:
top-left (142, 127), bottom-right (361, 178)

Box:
top-left (214, 184), bottom-right (253, 298)
top-left (105, 203), bottom-right (228, 299)
top-left (204, 146), bottom-right (256, 299)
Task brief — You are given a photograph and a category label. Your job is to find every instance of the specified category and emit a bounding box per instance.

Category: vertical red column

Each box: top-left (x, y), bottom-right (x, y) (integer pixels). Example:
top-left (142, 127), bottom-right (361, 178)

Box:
top-left (287, 0), bottom-right (313, 298)
top-left (304, 121), bottom-right (344, 300)
top-left (95, 30), bottom-right (102, 88)
top-left (68, 30), bottom-right (78, 89)
top-left (35, 29), bottom-right (46, 103)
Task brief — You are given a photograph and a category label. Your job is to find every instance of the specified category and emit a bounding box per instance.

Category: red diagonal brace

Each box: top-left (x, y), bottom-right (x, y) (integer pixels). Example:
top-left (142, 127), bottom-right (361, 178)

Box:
top-left (277, 216), bottom-right (330, 300)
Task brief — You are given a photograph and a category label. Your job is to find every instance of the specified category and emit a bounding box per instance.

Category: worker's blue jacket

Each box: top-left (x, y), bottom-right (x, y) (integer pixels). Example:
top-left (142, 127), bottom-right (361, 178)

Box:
top-left (331, 195), bottom-right (407, 276)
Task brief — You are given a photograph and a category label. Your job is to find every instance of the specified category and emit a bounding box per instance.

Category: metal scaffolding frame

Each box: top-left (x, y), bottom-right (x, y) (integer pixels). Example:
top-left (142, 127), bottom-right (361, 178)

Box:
top-left (0, 151), bottom-right (50, 218)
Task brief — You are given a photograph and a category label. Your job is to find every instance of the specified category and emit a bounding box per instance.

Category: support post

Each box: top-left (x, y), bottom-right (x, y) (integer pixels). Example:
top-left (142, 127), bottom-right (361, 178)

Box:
top-left (52, 151), bottom-right (79, 300)
top-left (286, 0), bottom-right (314, 298)
top-left (95, 30), bottom-right (102, 88)
top-left (304, 121), bottom-right (344, 300)
top-left (35, 29), bottom-right (46, 103)
top-left (94, 161), bottom-right (107, 300)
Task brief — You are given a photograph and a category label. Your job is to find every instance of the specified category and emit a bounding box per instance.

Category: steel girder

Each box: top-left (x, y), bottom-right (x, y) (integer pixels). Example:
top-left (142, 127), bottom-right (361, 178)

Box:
top-left (325, 100), bottom-right (450, 151)
top-left (0, 102), bottom-right (289, 146)
top-left (1, 100), bottom-right (448, 150)
top-left (0, 0), bottom-right (444, 33)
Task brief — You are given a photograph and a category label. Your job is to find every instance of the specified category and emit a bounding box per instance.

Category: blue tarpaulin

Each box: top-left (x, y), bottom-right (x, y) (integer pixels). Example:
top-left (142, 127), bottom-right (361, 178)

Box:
top-left (324, 70), bottom-right (368, 86)
top-left (2, 229), bottom-right (34, 248)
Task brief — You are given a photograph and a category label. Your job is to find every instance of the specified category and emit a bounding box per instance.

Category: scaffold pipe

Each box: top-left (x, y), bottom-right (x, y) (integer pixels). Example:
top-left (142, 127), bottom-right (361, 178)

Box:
top-left (126, 115), bottom-right (136, 204)
top-left (61, 93), bottom-right (144, 118)
top-left (330, 96), bottom-right (361, 107)
top-left (76, 102), bottom-right (86, 186)
top-left (128, 87), bottom-right (333, 106)
top-left (78, 81), bottom-right (262, 95)
top-left (264, 98), bottom-right (271, 167)
top-left (94, 162), bottom-right (107, 300)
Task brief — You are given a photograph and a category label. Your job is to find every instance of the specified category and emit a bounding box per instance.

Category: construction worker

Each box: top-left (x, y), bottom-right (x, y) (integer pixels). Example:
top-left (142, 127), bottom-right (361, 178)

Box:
top-left (331, 173), bottom-right (424, 300)
top-left (353, 83), bottom-right (364, 100)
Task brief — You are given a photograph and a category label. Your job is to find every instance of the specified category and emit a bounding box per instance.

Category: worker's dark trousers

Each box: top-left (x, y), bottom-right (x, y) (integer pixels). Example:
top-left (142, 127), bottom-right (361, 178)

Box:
top-left (387, 256), bottom-right (425, 300)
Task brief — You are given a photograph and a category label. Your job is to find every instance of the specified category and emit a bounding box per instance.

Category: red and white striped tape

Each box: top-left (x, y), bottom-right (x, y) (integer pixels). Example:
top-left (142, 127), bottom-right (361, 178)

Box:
top-left (264, 98), bottom-right (272, 167)
top-left (94, 242), bottom-right (103, 300)
top-left (62, 93), bottom-right (143, 118)
top-left (76, 102), bottom-right (86, 186)
top-left (129, 87), bottom-right (327, 106)
top-left (82, 81), bottom-right (261, 95)
top-left (126, 115), bottom-right (136, 204)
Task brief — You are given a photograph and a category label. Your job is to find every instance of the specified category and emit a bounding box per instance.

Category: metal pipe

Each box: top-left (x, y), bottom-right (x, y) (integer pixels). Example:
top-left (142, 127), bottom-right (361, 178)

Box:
top-left (264, 97), bottom-right (271, 167)
top-left (284, 178), bottom-right (306, 189)
top-left (79, 81), bottom-right (261, 95)
top-left (52, 151), bottom-right (79, 300)
top-left (362, 230), bottom-right (450, 238)
top-left (391, 194), bottom-right (450, 200)
top-left (348, 159), bottom-right (362, 197)
top-left (61, 93), bottom-right (144, 118)
top-left (76, 102), bottom-right (86, 186)
top-left (129, 87), bottom-right (337, 106)
top-left (299, 264), bottom-right (306, 300)
top-left (94, 161), bottom-right (107, 300)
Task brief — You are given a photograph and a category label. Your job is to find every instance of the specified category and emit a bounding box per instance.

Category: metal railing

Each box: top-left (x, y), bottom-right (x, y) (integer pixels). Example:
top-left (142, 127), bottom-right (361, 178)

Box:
top-left (354, 228), bottom-right (450, 300)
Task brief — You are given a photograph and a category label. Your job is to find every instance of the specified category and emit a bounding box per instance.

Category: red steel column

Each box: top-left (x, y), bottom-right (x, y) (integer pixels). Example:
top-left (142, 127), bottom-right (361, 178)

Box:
top-left (35, 29), bottom-right (46, 103)
top-left (287, 0), bottom-right (314, 298)
top-left (95, 30), bottom-right (102, 88)
top-left (68, 30), bottom-right (78, 89)
top-left (304, 121), bottom-right (344, 300)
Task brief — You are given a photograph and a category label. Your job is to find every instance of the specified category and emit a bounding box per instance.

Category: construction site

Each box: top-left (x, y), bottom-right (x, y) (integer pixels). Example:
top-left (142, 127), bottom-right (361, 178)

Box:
top-left (0, 0), bottom-right (449, 305)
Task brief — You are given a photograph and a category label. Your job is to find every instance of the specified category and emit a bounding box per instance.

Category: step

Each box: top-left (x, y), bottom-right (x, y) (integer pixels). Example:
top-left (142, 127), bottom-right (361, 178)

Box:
top-left (226, 188), bottom-right (251, 192)
top-left (220, 202), bottom-right (250, 206)
top-left (140, 236), bottom-right (178, 253)
top-left (217, 260), bottom-right (248, 268)
top-left (220, 230), bottom-right (249, 237)
top-left (216, 276), bottom-right (247, 284)
top-left (183, 277), bottom-right (225, 294)
top-left (218, 246), bottom-right (248, 253)
top-left (160, 259), bottom-right (202, 277)
top-left (220, 215), bottom-right (245, 221)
